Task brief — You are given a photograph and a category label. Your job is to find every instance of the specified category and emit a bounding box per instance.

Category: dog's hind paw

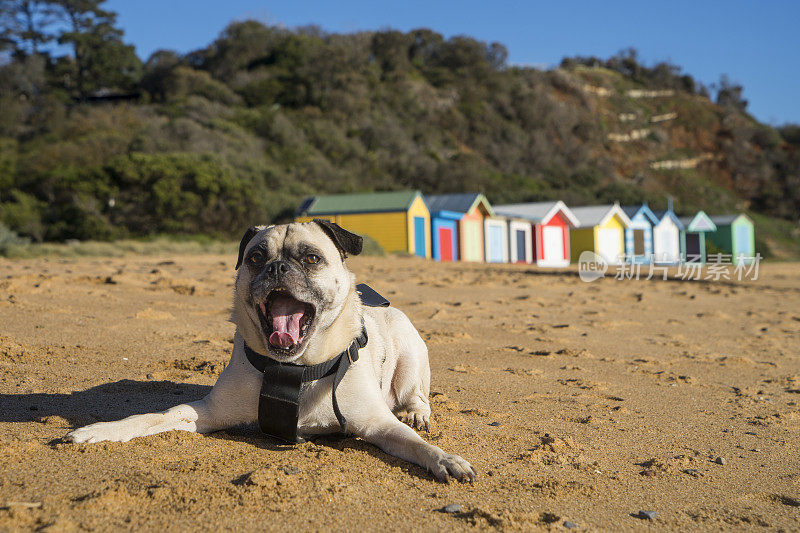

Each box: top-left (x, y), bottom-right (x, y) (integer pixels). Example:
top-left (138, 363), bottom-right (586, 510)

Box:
top-left (431, 453), bottom-right (477, 484)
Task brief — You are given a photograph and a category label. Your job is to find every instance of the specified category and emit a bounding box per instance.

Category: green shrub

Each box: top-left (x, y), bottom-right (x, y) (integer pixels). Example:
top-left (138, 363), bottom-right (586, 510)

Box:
top-left (167, 67), bottom-right (242, 105)
top-left (0, 138), bottom-right (18, 190)
top-left (0, 190), bottom-right (46, 241)
top-left (360, 234), bottom-right (385, 256)
top-left (103, 152), bottom-right (251, 236)
top-left (0, 222), bottom-right (29, 254)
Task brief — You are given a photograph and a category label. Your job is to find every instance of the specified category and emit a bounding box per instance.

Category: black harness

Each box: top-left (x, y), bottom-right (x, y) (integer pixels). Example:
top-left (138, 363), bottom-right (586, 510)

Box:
top-left (243, 284), bottom-right (389, 443)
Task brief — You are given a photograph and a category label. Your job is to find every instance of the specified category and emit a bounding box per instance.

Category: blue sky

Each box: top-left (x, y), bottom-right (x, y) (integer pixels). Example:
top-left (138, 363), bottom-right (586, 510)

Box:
top-left (107, 0), bottom-right (800, 125)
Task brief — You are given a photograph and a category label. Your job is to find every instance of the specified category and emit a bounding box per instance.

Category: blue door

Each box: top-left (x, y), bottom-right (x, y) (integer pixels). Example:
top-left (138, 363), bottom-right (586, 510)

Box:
top-left (488, 225), bottom-right (503, 262)
top-left (414, 217), bottom-right (426, 257)
top-left (735, 224), bottom-right (753, 257)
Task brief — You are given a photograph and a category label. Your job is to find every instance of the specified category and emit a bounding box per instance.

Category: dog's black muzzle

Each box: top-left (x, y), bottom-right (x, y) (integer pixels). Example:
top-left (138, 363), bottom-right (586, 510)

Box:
top-left (251, 260), bottom-right (301, 299)
top-left (264, 260), bottom-right (290, 280)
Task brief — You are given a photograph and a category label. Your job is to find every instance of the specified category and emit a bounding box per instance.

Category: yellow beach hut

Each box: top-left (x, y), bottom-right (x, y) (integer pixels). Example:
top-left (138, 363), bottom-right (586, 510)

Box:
top-left (569, 203), bottom-right (632, 265)
top-left (295, 190), bottom-right (431, 258)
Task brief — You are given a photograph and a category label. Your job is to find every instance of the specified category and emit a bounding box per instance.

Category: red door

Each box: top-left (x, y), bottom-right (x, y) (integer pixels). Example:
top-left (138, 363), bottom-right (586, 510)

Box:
top-left (439, 227), bottom-right (453, 262)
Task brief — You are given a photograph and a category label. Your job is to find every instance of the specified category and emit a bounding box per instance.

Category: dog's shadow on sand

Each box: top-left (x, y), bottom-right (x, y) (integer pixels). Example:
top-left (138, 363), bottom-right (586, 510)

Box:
top-left (1, 379), bottom-right (436, 481)
top-left (216, 429), bottom-right (434, 481)
top-left (0, 379), bottom-right (212, 427)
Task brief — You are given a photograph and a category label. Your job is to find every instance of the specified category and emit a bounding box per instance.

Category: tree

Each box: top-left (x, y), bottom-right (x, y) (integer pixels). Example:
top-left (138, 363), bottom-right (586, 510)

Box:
top-left (408, 28), bottom-right (445, 69)
top-left (139, 49), bottom-right (180, 100)
top-left (715, 75), bottom-right (748, 112)
top-left (777, 124), bottom-right (800, 145)
top-left (54, 0), bottom-right (141, 96)
top-left (195, 20), bottom-right (283, 78)
top-left (487, 42), bottom-right (508, 70)
top-left (371, 30), bottom-right (413, 75)
top-left (0, 0), bottom-right (60, 55)
top-left (607, 47), bottom-right (641, 79)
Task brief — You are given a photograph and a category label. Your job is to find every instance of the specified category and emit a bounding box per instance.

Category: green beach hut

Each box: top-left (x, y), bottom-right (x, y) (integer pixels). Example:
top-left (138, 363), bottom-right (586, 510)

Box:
top-left (708, 214), bottom-right (756, 265)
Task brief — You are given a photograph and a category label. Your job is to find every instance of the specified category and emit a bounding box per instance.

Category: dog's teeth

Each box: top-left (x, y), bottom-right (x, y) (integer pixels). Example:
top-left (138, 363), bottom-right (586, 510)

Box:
top-left (259, 302), bottom-right (266, 315)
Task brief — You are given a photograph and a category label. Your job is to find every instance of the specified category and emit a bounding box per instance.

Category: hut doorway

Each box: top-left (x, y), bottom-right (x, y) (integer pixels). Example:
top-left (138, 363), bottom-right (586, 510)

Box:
top-left (542, 225), bottom-right (564, 262)
top-left (438, 227), bottom-right (454, 262)
top-left (685, 233), bottom-right (701, 261)
top-left (632, 229), bottom-right (645, 256)
top-left (735, 224), bottom-right (753, 257)
top-left (514, 230), bottom-right (527, 263)
top-left (654, 223), bottom-right (679, 263)
top-left (597, 227), bottom-right (623, 264)
top-left (487, 225), bottom-right (504, 262)
top-left (414, 217), bottom-right (426, 258)
top-left (462, 220), bottom-right (482, 261)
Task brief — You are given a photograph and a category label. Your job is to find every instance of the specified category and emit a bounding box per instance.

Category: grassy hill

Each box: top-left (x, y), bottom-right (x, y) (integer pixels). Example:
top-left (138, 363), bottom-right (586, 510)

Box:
top-left (1, 20), bottom-right (798, 257)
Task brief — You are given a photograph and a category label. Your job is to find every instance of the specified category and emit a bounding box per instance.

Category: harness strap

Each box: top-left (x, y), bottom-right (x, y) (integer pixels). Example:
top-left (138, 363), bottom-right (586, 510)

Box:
top-left (242, 283), bottom-right (385, 444)
top-left (328, 328), bottom-right (367, 430)
top-left (256, 359), bottom-right (304, 442)
top-left (243, 323), bottom-right (368, 442)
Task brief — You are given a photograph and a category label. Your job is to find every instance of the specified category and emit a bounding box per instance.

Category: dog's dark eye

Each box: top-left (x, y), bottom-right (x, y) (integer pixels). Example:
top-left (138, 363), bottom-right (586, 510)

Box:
top-left (249, 252), bottom-right (264, 264)
top-left (304, 254), bottom-right (321, 264)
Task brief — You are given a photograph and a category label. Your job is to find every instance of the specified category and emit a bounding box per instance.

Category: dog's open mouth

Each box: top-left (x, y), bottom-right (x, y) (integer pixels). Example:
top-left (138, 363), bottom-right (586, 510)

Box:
top-left (257, 290), bottom-right (316, 355)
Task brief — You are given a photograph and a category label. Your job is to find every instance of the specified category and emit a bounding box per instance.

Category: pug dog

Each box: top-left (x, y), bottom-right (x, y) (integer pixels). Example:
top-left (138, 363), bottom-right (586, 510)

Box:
top-left (66, 221), bottom-right (476, 483)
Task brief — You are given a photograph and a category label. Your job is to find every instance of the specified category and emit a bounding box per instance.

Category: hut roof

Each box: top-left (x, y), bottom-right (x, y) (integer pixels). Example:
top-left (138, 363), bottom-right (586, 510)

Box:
top-left (621, 204), bottom-right (659, 225)
top-left (652, 210), bottom-right (685, 230)
top-left (493, 201), bottom-right (578, 226)
top-left (296, 190), bottom-right (423, 216)
top-left (569, 203), bottom-right (631, 228)
top-left (425, 193), bottom-right (494, 216)
top-left (679, 211), bottom-right (717, 232)
top-left (709, 214), bottom-right (751, 226)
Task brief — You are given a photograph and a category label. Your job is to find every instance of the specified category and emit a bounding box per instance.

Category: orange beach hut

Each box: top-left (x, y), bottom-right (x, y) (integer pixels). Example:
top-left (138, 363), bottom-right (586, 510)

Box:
top-left (425, 193), bottom-right (494, 262)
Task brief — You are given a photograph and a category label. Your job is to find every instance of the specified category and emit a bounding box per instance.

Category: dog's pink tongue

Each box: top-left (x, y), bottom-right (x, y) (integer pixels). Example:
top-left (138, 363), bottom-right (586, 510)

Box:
top-left (268, 295), bottom-right (305, 348)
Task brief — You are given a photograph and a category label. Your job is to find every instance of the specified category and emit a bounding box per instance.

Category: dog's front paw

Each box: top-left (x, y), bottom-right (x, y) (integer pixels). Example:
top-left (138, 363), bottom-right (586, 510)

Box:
top-left (396, 405), bottom-right (431, 431)
top-left (65, 422), bottom-right (134, 444)
top-left (431, 453), bottom-right (477, 484)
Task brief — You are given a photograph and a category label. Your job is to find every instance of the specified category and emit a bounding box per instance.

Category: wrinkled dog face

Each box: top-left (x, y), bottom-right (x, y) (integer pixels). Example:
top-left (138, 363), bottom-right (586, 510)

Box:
top-left (233, 222), bottom-right (360, 362)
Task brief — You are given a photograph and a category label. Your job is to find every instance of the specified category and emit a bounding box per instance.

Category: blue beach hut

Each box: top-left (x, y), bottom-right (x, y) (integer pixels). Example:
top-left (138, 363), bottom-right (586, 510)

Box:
top-left (622, 204), bottom-right (659, 264)
top-left (429, 210), bottom-right (461, 262)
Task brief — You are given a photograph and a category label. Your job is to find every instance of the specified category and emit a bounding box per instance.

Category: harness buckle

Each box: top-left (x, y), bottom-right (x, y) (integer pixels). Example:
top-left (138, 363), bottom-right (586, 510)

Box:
top-left (347, 343), bottom-right (358, 364)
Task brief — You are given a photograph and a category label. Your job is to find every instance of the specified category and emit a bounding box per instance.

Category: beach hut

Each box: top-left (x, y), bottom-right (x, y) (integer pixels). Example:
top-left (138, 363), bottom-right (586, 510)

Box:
top-left (679, 211), bottom-right (716, 264)
top-left (621, 204), bottom-right (659, 264)
top-left (295, 190), bottom-right (431, 258)
top-left (507, 218), bottom-right (533, 263)
top-left (651, 209), bottom-right (684, 265)
top-left (483, 217), bottom-right (509, 263)
top-left (425, 193), bottom-right (494, 262)
top-left (569, 203), bottom-right (631, 265)
top-left (708, 214), bottom-right (755, 265)
top-left (494, 201), bottom-right (578, 267)
top-left (429, 210), bottom-right (460, 262)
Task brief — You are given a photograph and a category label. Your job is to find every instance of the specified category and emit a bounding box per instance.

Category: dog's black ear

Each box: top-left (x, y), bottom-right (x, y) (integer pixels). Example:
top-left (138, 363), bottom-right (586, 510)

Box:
top-left (235, 226), bottom-right (260, 269)
top-left (313, 219), bottom-right (363, 258)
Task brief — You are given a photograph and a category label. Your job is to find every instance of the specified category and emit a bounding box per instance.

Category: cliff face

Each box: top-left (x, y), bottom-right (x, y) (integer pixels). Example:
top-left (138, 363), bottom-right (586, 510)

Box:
top-left (552, 67), bottom-right (789, 213)
top-left (561, 65), bottom-right (799, 256)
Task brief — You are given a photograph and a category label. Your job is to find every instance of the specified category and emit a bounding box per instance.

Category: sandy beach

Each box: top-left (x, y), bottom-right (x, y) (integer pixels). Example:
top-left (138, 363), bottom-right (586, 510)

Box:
top-left (1, 254), bottom-right (799, 531)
